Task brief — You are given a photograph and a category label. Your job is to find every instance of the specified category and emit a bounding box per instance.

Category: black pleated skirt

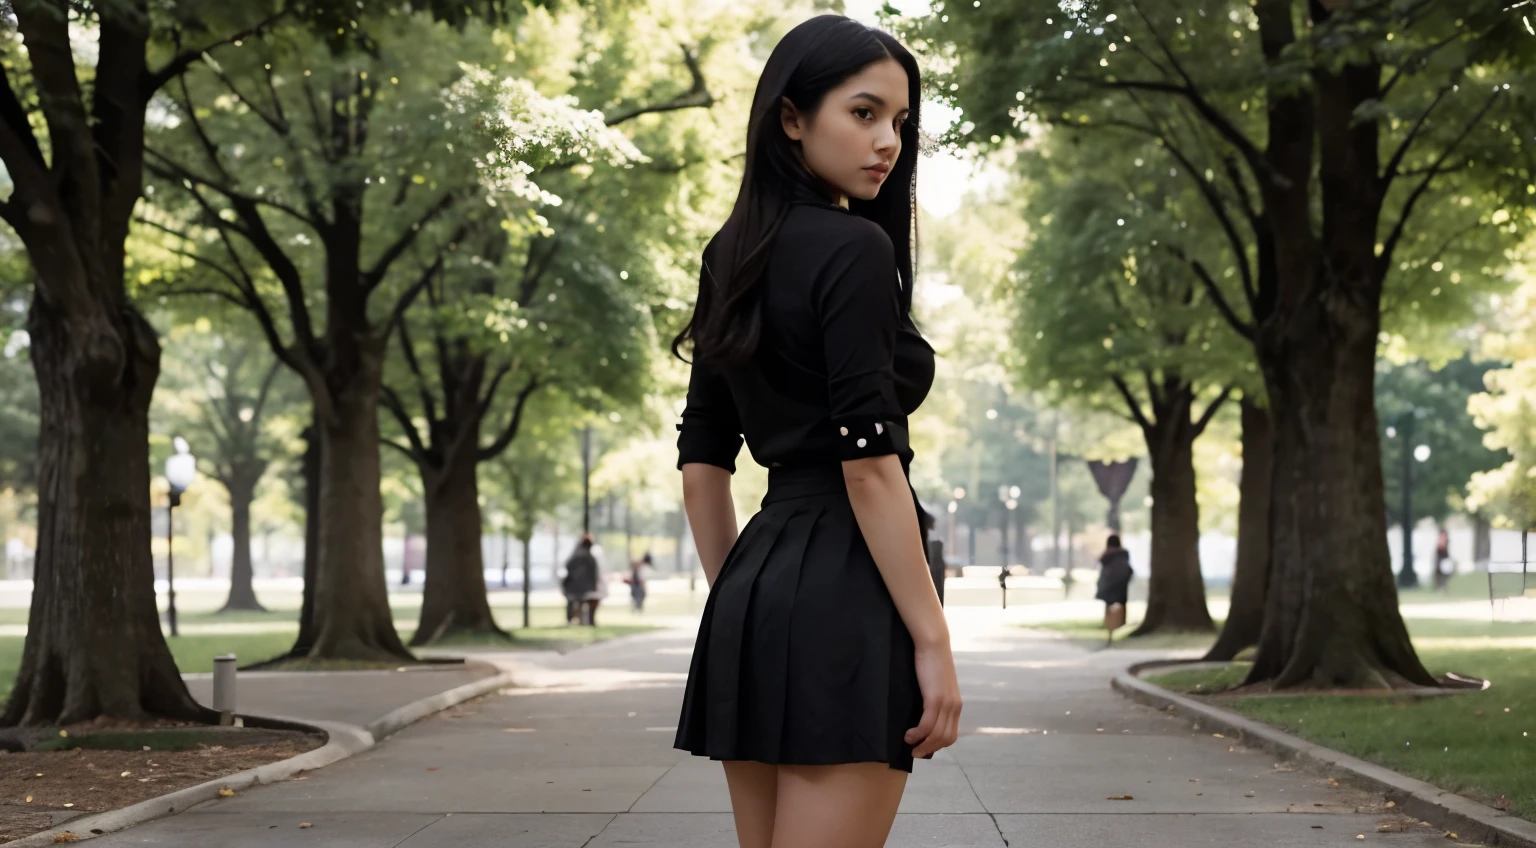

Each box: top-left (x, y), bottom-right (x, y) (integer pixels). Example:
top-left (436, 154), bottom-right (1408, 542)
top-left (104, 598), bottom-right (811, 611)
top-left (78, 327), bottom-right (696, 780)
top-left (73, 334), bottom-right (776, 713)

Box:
top-left (675, 464), bottom-right (924, 773)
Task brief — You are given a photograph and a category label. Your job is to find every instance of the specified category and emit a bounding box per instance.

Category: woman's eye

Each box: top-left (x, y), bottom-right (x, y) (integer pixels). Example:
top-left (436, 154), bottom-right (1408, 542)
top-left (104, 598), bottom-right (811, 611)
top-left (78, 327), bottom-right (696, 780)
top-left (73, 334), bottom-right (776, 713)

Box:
top-left (854, 107), bottom-right (874, 121)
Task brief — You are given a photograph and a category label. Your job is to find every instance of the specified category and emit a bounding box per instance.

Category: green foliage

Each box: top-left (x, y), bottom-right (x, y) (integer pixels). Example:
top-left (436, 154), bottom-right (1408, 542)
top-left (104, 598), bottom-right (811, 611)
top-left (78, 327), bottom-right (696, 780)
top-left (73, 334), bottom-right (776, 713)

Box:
top-left (486, 392), bottom-right (586, 543)
top-left (1376, 356), bottom-right (1509, 524)
top-left (907, 0), bottom-right (1532, 349)
top-left (0, 244), bottom-right (37, 494)
top-left (1010, 130), bottom-right (1254, 418)
top-left (1468, 278), bottom-right (1536, 529)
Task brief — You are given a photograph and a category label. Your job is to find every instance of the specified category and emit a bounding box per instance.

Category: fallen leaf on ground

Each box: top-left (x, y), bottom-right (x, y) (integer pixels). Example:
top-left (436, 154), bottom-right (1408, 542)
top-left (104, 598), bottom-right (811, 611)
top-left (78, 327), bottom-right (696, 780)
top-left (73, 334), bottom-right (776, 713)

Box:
top-left (218, 788), bottom-right (235, 798)
top-left (1245, 791), bottom-right (1256, 797)
top-left (52, 833), bottom-right (80, 844)
top-left (120, 771), bottom-right (131, 778)
top-left (1328, 777), bottom-right (1340, 787)
top-left (299, 822), bottom-right (313, 829)
top-left (426, 767), bottom-right (440, 772)
top-left (1494, 795), bottom-right (1510, 811)
top-left (1378, 823), bottom-right (1403, 833)
top-left (1386, 801), bottom-right (1396, 808)
top-left (1445, 832), bottom-right (1459, 840)
top-left (1107, 795), bottom-right (1133, 801)
top-left (1213, 733), bottom-right (1225, 738)
top-left (63, 803), bottom-right (73, 808)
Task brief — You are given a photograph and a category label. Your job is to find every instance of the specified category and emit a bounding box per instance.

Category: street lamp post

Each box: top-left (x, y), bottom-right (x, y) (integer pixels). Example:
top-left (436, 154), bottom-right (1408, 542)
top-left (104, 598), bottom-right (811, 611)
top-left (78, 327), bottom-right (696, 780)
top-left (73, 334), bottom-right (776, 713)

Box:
top-left (997, 485), bottom-right (1019, 609)
top-left (1387, 412), bottom-right (1431, 589)
top-left (164, 437), bottom-right (197, 637)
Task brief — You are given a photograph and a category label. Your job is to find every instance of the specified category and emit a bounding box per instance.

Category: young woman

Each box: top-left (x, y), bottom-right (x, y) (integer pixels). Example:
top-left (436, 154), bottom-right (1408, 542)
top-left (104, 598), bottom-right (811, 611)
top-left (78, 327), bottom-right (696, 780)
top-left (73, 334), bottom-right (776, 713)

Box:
top-left (671, 15), bottom-right (961, 848)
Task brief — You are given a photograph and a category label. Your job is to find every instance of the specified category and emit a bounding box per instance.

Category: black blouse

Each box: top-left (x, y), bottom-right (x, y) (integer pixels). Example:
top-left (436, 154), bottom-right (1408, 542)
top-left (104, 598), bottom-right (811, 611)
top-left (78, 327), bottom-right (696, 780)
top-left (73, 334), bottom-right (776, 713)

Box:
top-left (677, 201), bottom-right (935, 473)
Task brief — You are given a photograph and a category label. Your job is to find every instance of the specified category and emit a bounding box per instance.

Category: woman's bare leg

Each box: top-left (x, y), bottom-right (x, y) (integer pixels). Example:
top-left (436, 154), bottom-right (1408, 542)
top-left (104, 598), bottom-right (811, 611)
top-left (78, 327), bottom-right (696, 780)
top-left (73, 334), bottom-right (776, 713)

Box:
top-left (723, 761), bottom-right (778, 848)
top-left (771, 763), bottom-right (907, 848)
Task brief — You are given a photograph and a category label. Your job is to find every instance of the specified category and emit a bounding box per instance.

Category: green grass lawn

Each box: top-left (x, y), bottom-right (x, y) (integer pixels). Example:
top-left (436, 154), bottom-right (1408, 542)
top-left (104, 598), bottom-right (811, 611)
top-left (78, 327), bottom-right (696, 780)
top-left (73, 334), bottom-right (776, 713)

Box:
top-left (1147, 647), bottom-right (1536, 822)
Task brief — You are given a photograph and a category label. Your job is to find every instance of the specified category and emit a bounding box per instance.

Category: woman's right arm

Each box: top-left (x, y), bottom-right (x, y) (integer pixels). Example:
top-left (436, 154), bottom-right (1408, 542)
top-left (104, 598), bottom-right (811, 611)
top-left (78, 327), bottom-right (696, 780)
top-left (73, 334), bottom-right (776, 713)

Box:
top-left (675, 311), bottom-right (744, 588)
top-left (682, 464), bottom-right (738, 587)
top-left (818, 224), bottom-right (961, 758)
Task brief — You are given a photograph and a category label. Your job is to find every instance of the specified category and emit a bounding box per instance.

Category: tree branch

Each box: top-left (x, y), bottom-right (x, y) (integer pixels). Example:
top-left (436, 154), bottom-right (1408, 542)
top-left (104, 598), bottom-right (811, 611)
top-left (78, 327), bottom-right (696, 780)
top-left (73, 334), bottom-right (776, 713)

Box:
top-left (143, 9), bottom-right (292, 97)
top-left (478, 378), bottom-right (542, 461)
top-left (395, 319), bottom-right (439, 427)
top-left (1193, 386), bottom-right (1233, 437)
top-left (1379, 80), bottom-right (1456, 192)
top-left (378, 253), bottom-right (447, 343)
top-left (1377, 89), bottom-right (1501, 278)
top-left (380, 384), bottom-right (430, 464)
top-left (476, 363), bottom-right (513, 423)
top-left (604, 44), bottom-right (715, 127)
top-left (1111, 374), bottom-right (1155, 433)
top-left (1159, 244), bottom-right (1256, 339)
top-left (362, 192), bottom-right (464, 294)
top-left (0, 56), bottom-right (47, 173)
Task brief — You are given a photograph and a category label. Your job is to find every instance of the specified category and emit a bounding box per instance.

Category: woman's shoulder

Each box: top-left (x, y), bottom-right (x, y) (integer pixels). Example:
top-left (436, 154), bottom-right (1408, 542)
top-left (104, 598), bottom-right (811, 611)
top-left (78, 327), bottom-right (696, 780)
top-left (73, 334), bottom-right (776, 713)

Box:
top-left (787, 203), bottom-right (893, 253)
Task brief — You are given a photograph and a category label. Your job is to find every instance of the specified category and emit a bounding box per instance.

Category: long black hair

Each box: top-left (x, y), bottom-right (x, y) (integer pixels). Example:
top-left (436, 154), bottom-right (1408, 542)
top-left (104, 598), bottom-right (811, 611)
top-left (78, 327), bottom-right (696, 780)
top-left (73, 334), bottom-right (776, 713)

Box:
top-left (672, 15), bottom-right (921, 367)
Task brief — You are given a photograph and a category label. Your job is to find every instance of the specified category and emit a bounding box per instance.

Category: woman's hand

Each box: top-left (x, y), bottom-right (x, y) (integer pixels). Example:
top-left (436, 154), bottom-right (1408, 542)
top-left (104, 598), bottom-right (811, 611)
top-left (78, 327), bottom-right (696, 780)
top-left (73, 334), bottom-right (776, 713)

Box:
top-left (905, 637), bottom-right (962, 759)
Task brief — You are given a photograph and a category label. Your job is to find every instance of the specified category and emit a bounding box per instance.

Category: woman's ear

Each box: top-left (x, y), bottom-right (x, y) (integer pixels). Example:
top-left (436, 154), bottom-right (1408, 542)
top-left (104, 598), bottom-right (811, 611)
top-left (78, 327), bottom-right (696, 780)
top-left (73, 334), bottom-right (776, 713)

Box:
top-left (780, 96), bottom-right (805, 141)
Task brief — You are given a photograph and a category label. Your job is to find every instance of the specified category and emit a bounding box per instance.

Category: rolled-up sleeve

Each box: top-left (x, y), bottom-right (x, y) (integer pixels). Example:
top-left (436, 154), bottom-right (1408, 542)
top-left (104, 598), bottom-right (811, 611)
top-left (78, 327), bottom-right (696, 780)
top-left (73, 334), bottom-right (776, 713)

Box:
top-left (676, 355), bottom-right (744, 473)
top-left (817, 223), bottom-right (906, 461)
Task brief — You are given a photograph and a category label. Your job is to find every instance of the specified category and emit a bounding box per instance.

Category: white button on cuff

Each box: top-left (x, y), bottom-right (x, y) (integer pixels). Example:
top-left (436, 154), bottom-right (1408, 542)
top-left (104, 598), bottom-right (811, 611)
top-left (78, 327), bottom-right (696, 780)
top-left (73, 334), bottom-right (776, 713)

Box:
top-left (857, 438), bottom-right (868, 448)
top-left (875, 423), bottom-right (884, 434)
top-left (839, 426), bottom-right (849, 436)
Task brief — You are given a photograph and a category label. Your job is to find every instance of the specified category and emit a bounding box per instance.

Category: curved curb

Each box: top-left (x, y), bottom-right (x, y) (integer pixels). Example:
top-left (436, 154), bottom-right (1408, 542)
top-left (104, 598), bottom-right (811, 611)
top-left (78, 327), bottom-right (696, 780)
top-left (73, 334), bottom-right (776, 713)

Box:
top-left (1113, 666), bottom-right (1536, 848)
top-left (365, 669), bottom-right (516, 740)
top-left (6, 670), bottom-right (518, 846)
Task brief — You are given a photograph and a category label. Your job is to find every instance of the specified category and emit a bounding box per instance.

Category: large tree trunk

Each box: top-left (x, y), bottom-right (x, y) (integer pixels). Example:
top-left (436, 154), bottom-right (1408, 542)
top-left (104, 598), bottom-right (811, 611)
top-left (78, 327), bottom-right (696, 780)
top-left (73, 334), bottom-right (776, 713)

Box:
top-left (413, 442), bottom-right (505, 645)
top-left (1206, 398), bottom-right (1272, 661)
top-left (3, 301), bottom-right (204, 726)
top-left (1239, 42), bottom-right (1436, 690)
top-left (308, 373), bottom-right (412, 660)
top-left (1131, 414), bottom-right (1214, 636)
top-left (219, 471), bottom-right (267, 613)
top-left (1248, 292), bottom-right (1434, 689)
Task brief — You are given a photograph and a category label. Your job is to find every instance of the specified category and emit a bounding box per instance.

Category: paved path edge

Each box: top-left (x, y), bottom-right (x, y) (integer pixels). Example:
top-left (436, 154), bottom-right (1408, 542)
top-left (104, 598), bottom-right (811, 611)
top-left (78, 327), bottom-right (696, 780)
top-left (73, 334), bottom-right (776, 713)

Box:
top-left (1112, 663), bottom-right (1536, 848)
top-left (5, 669), bottom-right (518, 846)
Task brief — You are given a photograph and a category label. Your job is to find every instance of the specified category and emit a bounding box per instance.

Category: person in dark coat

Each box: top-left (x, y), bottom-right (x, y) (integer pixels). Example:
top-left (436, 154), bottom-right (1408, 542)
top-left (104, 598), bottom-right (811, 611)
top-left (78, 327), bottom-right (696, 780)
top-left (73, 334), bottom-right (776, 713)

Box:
top-left (627, 552), bottom-right (652, 613)
top-left (1433, 529), bottom-right (1452, 591)
top-left (1096, 534), bottom-right (1133, 646)
top-left (563, 536), bottom-right (600, 626)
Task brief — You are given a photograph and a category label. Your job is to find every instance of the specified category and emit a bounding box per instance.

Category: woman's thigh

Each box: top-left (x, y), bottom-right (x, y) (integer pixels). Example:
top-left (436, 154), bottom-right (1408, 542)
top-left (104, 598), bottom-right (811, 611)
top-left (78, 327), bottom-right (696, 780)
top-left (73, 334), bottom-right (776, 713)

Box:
top-left (722, 761), bottom-right (778, 848)
top-left (771, 763), bottom-right (907, 848)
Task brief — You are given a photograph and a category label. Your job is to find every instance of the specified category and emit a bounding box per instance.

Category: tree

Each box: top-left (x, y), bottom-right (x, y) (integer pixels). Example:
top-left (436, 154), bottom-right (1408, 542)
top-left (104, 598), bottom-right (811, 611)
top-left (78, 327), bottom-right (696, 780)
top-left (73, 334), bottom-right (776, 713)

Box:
top-left (0, 0), bottom-right (292, 726)
top-left (378, 0), bottom-right (738, 644)
top-left (916, 0), bottom-right (1533, 689)
top-left (1377, 356), bottom-right (1510, 525)
top-left (1468, 279), bottom-right (1536, 530)
top-left (140, 10), bottom-right (646, 659)
top-left (1009, 131), bottom-right (1250, 634)
top-left (153, 318), bottom-right (301, 612)
top-left (485, 392), bottom-right (583, 628)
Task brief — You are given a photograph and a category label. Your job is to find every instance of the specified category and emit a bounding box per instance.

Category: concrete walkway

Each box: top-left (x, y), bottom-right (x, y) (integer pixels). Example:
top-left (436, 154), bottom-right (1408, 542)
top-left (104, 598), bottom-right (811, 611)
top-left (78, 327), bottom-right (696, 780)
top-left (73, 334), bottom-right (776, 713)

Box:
top-left (93, 614), bottom-right (1464, 847)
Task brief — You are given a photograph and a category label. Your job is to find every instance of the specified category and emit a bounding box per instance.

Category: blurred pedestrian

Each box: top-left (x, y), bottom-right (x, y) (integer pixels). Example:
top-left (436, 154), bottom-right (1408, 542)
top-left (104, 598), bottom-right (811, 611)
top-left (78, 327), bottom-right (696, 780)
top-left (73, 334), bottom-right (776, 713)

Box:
top-left (1096, 534), bottom-right (1133, 647)
top-left (1433, 529), bottom-right (1452, 592)
top-left (563, 535), bottom-right (599, 626)
top-left (627, 552), bottom-right (652, 613)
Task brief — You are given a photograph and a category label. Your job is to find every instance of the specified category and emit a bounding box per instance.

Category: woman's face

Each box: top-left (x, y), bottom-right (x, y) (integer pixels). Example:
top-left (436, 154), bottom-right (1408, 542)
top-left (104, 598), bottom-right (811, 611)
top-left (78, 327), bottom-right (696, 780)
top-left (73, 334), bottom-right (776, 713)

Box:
top-left (781, 57), bottom-right (909, 206)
